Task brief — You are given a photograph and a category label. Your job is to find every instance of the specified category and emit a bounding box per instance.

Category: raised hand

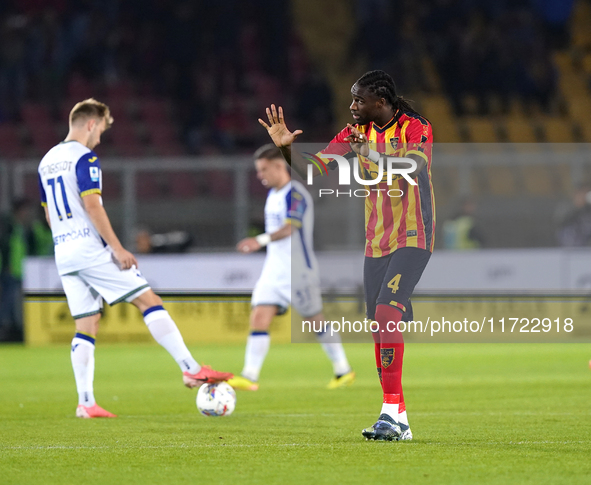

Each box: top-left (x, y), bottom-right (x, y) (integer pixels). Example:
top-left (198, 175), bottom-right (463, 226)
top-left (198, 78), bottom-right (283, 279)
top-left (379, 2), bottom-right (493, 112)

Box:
top-left (344, 123), bottom-right (370, 157)
top-left (258, 105), bottom-right (303, 148)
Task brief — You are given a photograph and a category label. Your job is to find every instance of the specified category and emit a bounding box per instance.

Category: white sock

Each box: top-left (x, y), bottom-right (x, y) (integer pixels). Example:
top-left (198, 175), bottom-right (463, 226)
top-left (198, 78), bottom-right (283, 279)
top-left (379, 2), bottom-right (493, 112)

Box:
top-left (398, 410), bottom-right (409, 426)
top-left (380, 403), bottom-right (399, 419)
top-left (143, 306), bottom-right (200, 374)
top-left (242, 331), bottom-right (270, 382)
top-left (316, 331), bottom-right (351, 376)
top-left (71, 333), bottom-right (96, 407)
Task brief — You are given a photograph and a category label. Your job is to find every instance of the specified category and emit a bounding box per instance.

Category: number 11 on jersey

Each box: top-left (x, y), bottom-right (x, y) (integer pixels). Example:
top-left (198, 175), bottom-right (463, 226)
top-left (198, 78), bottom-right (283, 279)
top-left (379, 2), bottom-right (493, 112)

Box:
top-left (47, 176), bottom-right (73, 220)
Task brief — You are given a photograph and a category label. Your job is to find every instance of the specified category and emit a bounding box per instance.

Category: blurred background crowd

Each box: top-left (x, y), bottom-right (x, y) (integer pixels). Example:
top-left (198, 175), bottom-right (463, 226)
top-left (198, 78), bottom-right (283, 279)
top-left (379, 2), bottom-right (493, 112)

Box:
top-left (1, 0), bottom-right (589, 155)
top-left (2, 0), bottom-right (591, 242)
top-left (2, 0), bottom-right (591, 340)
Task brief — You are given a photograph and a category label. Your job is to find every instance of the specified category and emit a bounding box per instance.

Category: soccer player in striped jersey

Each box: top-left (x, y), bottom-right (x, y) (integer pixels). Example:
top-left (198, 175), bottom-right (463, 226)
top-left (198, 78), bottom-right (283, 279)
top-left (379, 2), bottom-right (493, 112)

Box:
top-left (228, 145), bottom-right (354, 391)
top-left (258, 70), bottom-right (434, 441)
top-left (38, 99), bottom-right (232, 418)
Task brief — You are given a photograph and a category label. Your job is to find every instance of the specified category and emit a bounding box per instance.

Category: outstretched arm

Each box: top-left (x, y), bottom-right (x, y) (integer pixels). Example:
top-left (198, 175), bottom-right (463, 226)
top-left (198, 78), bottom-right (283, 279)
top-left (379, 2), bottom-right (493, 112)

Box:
top-left (236, 223), bottom-right (294, 254)
top-left (258, 105), bottom-right (323, 179)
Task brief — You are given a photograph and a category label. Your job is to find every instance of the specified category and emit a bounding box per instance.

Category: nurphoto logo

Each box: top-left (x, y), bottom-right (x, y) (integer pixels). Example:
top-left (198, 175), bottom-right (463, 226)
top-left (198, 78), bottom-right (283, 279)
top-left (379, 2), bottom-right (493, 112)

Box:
top-left (303, 153), bottom-right (417, 198)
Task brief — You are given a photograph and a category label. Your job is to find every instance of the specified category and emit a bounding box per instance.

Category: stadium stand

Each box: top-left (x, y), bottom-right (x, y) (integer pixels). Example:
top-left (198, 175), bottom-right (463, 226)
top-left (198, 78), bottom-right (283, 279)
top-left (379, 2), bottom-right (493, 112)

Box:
top-left (2, 0), bottom-right (591, 249)
top-left (0, 123), bottom-right (25, 158)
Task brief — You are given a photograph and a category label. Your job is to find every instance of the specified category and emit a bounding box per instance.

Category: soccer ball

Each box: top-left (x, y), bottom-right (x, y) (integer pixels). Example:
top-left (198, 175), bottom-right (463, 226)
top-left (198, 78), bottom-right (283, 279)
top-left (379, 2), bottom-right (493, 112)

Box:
top-left (196, 382), bottom-right (236, 417)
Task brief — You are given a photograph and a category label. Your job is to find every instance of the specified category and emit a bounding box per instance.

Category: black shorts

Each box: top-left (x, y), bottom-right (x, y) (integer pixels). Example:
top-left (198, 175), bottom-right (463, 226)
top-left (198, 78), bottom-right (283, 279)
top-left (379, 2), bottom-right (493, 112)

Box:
top-left (364, 247), bottom-right (431, 322)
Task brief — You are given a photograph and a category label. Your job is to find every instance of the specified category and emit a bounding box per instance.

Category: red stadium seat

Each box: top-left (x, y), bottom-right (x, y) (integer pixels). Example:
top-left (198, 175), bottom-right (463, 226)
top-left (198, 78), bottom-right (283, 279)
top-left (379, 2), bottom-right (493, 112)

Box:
top-left (23, 172), bottom-right (40, 199)
top-left (251, 73), bottom-right (284, 109)
top-left (106, 81), bottom-right (135, 101)
top-left (67, 74), bottom-right (95, 100)
top-left (153, 143), bottom-right (185, 156)
top-left (136, 172), bottom-right (162, 200)
top-left (60, 99), bottom-right (77, 123)
top-left (146, 122), bottom-right (177, 144)
top-left (100, 171), bottom-right (122, 199)
top-left (139, 98), bottom-right (171, 123)
top-left (206, 170), bottom-right (235, 199)
top-left (169, 172), bottom-right (202, 198)
top-left (29, 125), bottom-right (59, 155)
top-left (145, 122), bottom-right (185, 155)
top-left (21, 103), bottom-right (52, 126)
top-left (0, 124), bottom-right (25, 159)
top-left (249, 170), bottom-right (268, 199)
top-left (105, 98), bottom-right (134, 123)
top-left (105, 81), bottom-right (136, 122)
top-left (109, 121), bottom-right (144, 156)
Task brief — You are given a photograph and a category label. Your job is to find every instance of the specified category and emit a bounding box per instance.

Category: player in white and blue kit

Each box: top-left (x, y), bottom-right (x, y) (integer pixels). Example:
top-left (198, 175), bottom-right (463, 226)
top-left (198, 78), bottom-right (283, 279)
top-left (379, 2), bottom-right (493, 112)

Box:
top-left (38, 99), bottom-right (232, 418)
top-left (228, 145), bottom-right (355, 390)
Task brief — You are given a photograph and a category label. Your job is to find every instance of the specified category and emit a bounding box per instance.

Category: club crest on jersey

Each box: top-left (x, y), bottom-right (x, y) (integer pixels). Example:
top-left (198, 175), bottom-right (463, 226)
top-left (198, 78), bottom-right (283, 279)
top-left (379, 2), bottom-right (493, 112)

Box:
top-left (389, 137), bottom-right (400, 149)
top-left (89, 166), bottom-right (100, 182)
top-left (381, 348), bottom-right (394, 368)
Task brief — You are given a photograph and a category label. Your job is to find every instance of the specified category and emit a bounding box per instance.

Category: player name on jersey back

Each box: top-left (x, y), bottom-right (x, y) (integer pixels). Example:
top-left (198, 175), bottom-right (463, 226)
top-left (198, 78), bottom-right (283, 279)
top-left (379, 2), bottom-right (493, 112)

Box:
top-left (38, 141), bottom-right (112, 275)
top-left (39, 161), bottom-right (75, 177)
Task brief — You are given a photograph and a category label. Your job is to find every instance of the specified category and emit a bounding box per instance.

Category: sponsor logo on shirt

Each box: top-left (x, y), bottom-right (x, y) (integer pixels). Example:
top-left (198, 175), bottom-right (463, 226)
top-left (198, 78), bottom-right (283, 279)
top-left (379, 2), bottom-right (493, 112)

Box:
top-left (53, 228), bottom-right (91, 245)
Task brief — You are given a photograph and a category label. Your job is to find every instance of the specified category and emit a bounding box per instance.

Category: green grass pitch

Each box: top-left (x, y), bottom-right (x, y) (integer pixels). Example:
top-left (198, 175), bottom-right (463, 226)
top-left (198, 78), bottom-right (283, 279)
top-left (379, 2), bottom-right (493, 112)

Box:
top-left (1, 342), bottom-right (590, 484)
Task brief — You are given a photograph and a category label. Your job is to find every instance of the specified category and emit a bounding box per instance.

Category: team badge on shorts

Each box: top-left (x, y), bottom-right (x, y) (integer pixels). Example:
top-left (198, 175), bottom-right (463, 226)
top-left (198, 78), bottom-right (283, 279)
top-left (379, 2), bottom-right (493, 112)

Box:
top-left (381, 348), bottom-right (395, 368)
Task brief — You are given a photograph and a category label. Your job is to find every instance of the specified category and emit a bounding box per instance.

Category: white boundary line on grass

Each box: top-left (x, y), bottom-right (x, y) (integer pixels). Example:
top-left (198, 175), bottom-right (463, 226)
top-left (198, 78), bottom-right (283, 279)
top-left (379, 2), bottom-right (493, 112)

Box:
top-left (2, 440), bottom-right (588, 451)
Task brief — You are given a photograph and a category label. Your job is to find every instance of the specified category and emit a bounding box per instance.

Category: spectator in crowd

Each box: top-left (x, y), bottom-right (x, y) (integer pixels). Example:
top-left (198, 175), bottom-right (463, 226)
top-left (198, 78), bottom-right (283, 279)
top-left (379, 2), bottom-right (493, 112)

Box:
top-left (0, 198), bottom-right (53, 341)
top-left (294, 69), bottom-right (334, 142)
top-left (426, 2), bottom-right (559, 115)
top-left (557, 185), bottom-right (591, 247)
top-left (0, 0), bottom-right (566, 152)
top-left (442, 196), bottom-right (485, 249)
top-left (0, 14), bottom-right (27, 121)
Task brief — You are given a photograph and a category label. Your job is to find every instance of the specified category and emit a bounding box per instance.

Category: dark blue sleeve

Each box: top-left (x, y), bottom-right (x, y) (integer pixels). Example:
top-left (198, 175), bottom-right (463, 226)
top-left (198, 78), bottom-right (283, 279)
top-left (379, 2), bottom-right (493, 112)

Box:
top-left (76, 152), bottom-right (102, 196)
top-left (286, 187), bottom-right (307, 228)
top-left (38, 173), bottom-right (47, 206)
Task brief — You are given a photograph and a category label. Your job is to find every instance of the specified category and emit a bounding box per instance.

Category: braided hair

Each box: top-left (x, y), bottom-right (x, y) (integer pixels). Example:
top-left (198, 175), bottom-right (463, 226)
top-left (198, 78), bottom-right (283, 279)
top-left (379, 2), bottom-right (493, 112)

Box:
top-left (355, 70), bottom-right (422, 117)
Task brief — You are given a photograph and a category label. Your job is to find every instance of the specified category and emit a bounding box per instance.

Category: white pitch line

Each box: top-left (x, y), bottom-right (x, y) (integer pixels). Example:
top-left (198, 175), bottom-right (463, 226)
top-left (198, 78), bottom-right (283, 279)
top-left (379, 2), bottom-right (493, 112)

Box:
top-left (219, 412), bottom-right (591, 418)
top-left (1, 443), bottom-right (325, 451)
top-left (1, 440), bottom-right (588, 451)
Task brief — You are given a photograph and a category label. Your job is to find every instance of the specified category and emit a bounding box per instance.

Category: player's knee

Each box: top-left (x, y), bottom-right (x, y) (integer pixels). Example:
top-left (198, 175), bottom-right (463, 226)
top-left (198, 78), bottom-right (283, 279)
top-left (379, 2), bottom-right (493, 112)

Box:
top-left (250, 307), bottom-right (274, 330)
top-left (250, 317), bottom-right (271, 331)
top-left (75, 313), bottom-right (101, 336)
top-left (131, 290), bottom-right (162, 312)
top-left (148, 292), bottom-right (163, 307)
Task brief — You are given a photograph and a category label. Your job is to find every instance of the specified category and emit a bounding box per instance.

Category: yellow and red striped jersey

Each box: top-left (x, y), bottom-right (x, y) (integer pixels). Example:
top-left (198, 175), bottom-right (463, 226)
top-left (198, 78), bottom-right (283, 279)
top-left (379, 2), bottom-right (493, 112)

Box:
top-left (320, 111), bottom-right (435, 257)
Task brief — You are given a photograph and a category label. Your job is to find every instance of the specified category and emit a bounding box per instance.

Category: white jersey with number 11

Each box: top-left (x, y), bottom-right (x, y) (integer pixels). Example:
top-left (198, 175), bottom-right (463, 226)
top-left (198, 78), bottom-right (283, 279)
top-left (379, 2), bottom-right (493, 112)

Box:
top-left (38, 140), bottom-right (112, 276)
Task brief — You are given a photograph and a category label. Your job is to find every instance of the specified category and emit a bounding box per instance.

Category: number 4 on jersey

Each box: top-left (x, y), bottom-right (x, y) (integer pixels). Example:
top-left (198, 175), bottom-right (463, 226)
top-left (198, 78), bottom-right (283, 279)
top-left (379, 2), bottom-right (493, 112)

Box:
top-left (47, 176), bottom-right (73, 220)
top-left (388, 274), bottom-right (402, 294)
